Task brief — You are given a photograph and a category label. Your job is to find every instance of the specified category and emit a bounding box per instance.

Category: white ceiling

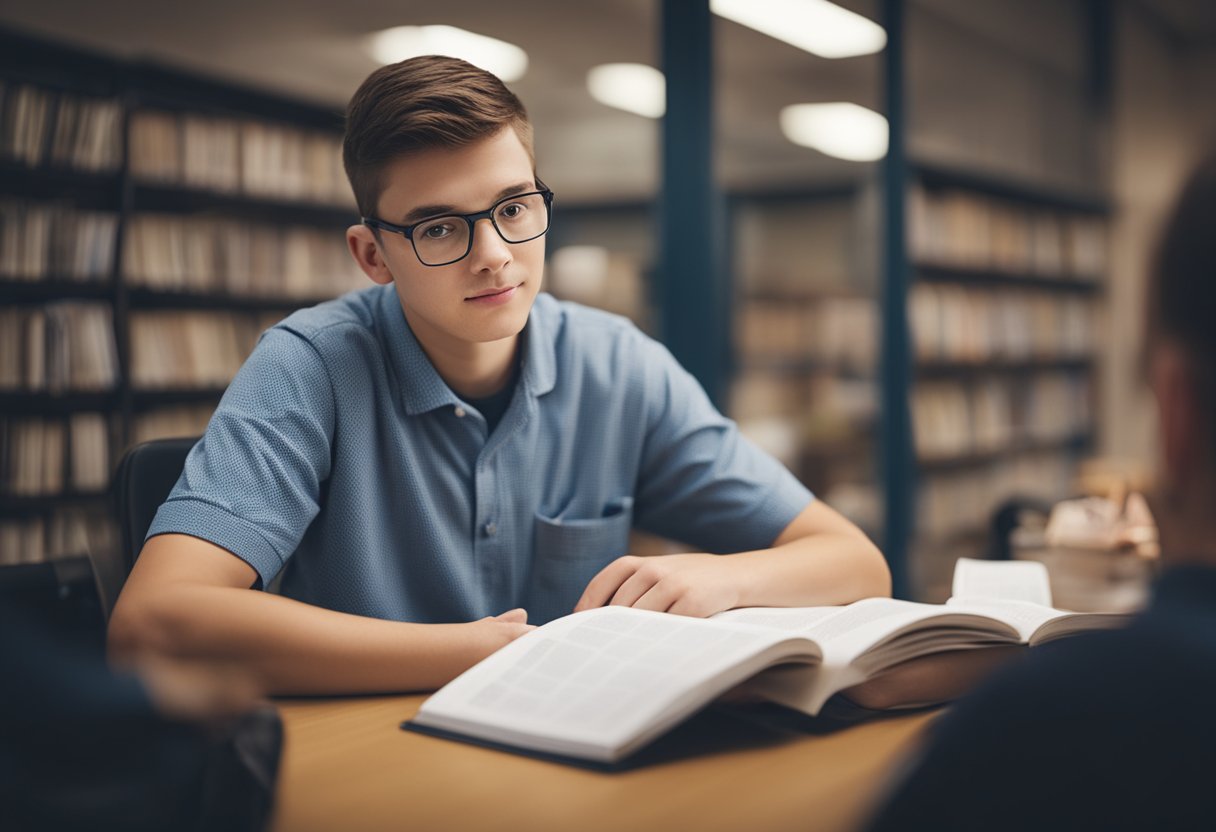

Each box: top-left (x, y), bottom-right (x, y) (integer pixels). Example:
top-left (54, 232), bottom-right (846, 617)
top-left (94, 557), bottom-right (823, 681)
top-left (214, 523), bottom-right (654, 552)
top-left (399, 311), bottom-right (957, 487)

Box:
top-left (3, 1), bottom-right (1210, 200)
top-left (0, 0), bottom-right (883, 199)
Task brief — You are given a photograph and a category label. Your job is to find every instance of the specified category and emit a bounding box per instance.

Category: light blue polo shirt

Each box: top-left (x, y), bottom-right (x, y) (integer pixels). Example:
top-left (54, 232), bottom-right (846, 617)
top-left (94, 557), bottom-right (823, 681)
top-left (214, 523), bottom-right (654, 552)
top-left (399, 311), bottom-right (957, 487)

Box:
top-left (147, 286), bottom-right (813, 625)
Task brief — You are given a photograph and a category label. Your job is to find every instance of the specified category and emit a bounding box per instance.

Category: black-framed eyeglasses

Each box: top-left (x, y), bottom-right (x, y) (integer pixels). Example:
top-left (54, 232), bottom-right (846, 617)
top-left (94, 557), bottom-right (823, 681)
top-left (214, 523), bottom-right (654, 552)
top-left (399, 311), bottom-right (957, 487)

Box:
top-left (363, 182), bottom-right (555, 267)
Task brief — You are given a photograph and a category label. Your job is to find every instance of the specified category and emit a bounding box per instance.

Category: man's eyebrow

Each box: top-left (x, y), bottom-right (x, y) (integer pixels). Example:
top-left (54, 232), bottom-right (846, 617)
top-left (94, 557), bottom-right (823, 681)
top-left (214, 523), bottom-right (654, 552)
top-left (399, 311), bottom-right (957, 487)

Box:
top-left (400, 181), bottom-right (537, 224)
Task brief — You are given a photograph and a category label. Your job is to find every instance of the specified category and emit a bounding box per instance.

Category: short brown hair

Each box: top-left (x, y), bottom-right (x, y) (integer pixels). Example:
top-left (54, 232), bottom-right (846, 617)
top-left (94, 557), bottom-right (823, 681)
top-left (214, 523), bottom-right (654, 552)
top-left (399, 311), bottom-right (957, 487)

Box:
top-left (1148, 154), bottom-right (1216, 416)
top-left (343, 55), bottom-right (534, 217)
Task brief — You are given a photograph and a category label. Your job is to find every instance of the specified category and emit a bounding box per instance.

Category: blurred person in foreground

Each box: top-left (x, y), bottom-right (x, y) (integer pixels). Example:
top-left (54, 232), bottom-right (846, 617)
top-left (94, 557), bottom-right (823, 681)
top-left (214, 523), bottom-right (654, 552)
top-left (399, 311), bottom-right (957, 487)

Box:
top-left (0, 598), bottom-right (275, 832)
top-left (866, 156), bottom-right (1216, 831)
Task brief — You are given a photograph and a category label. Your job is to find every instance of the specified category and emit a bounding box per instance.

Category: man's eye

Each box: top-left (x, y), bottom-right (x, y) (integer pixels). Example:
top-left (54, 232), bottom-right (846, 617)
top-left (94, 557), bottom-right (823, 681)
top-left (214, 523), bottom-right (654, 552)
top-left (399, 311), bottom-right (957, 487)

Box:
top-left (423, 223), bottom-right (454, 239)
top-left (499, 203), bottom-right (525, 219)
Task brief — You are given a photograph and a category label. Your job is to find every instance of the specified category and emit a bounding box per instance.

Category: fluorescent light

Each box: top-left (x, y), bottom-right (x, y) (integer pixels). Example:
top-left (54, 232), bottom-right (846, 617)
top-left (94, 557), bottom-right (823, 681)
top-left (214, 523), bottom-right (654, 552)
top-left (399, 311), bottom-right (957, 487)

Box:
top-left (712, 0), bottom-right (886, 59)
top-left (367, 25), bottom-right (528, 82)
top-left (587, 63), bottom-right (666, 119)
top-left (780, 102), bottom-right (888, 161)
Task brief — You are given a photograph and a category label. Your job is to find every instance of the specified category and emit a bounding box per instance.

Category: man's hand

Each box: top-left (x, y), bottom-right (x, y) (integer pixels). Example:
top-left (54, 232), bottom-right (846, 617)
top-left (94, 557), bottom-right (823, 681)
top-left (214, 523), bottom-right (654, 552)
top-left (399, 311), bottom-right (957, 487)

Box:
top-left (574, 554), bottom-right (739, 618)
top-left (463, 608), bottom-right (536, 662)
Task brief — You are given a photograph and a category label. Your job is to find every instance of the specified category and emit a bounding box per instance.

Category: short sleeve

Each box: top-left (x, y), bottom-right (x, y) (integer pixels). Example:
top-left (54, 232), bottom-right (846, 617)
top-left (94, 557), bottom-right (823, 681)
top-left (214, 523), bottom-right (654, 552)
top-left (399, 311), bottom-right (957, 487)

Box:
top-left (630, 333), bottom-right (812, 552)
top-left (145, 326), bottom-right (336, 585)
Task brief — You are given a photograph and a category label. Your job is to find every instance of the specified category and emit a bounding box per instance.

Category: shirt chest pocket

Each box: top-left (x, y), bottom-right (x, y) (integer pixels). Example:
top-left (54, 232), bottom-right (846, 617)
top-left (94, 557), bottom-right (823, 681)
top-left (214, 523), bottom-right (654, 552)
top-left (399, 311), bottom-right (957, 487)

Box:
top-left (526, 497), bottom-right (633, 625)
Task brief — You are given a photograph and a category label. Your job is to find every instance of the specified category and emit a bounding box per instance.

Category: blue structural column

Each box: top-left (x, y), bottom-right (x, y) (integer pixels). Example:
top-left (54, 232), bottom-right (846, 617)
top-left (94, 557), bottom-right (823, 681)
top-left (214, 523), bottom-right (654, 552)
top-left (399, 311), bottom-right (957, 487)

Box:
top-left (659, 0), bottom-right (729, 409)
top-left (880, 0), bottom-right (913, 599)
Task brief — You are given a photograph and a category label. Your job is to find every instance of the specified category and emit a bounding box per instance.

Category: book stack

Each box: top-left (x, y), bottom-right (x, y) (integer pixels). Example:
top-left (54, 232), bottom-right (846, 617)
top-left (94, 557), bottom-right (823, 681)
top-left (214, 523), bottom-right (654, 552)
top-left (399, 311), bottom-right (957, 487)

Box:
top-left (133, 404), bottom-right (215, 445)
top-left (122, 213), bottom-right (365, 298)
top-left (912, 374), bottom-right (1091, 462)
top-left (129, 108), bottom-right (354, 205)
top-left (48, 95), bottom-right (123, 172)
top-left (0, 199), bottom-right (120, 282)
top-left (546, 245), bottom-right (651, 328)
top-left (0, 83), bottom-right (53, 167)
top-left (0, 506), bottom-right (115, 565)
top-left (0, 83), bottom-right (122, 171)
top-left (909, 185), bottom-right (1108, 279)
top-left (128, 310), bottom-right (284, 389)
top-left (910, 285), bottom-right (1093, 363)
top-left (0, 413), bottom-right (110, 497)
top-left (0, 304), bottom-right (119, 392)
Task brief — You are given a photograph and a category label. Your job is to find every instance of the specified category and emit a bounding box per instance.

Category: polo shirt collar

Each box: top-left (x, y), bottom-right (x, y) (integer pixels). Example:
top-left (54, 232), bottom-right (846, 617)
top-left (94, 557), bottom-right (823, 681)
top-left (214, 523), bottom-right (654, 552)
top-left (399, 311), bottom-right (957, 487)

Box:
top-left (377, 285), bottom-right (557, 416)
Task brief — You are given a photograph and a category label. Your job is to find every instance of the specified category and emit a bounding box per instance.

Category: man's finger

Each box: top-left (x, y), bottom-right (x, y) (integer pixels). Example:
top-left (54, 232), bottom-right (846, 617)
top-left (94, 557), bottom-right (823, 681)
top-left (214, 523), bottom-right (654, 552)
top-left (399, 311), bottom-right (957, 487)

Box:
top-left (573, 557), bottom-right (634, 611)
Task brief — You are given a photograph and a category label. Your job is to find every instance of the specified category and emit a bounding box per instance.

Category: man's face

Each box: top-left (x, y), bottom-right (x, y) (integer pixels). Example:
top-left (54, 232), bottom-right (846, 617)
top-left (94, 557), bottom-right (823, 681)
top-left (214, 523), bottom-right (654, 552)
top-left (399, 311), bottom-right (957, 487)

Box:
top-left (373, 127), bottom-right (544, 350)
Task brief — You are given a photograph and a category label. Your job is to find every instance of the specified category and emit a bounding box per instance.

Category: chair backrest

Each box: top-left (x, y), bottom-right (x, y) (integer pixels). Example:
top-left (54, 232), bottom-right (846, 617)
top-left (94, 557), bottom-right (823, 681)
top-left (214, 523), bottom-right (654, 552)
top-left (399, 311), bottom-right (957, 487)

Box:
top-left (100, 436), bottom-right (199, 615)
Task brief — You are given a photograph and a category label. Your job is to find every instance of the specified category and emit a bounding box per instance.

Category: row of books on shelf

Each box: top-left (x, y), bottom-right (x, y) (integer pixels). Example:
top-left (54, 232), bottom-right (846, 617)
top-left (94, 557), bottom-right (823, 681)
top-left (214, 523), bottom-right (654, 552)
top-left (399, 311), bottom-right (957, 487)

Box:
top-left (0, 199), bottom-right (118, 281)
top-left (912, 375), bottom-right (1091, 462)
top-left (131, 404), bottom-right (214, 445)
top-left (0, 82), bottom-right (122, 172)
top-left (734, 374), bottom-right (877, 472)
top-left (908, 184), bottom-right (1107, 278)
top-left (736, 296), bottom-right (876, 373)
top-left (129, 310), bottom-right (284, 389)
top-left (1, 414), bottom-right (110, 496)
top-left (916, 450), bottom-right (1075, 543)
top-left (0, 508), bottom-right (115, 566)
top-left (546, 245), bottom-right (651, 327)
top-left (910, 284), bottom-right (1093, 364)
top-left (130, 110), bottom-right (353, 206)
top-left (0, 304), bottom-right (118, 392)
top-left (124, 213), bottom-right (366, 298)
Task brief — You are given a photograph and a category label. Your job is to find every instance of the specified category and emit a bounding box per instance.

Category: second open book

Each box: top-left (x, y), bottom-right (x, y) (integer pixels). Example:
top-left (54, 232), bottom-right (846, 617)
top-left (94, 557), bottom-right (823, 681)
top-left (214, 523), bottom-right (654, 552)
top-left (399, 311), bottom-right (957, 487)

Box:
top-left (406, 558), bottom-right (1130, 765)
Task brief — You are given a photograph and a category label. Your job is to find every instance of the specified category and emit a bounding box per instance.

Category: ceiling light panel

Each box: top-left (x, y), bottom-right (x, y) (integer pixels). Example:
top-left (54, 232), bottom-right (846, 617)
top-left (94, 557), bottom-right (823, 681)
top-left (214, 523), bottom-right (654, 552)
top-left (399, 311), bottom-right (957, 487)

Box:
top-left (712, 0), bottom-right (886, 59)
top-left (367, 25), bottom-right (528, 82)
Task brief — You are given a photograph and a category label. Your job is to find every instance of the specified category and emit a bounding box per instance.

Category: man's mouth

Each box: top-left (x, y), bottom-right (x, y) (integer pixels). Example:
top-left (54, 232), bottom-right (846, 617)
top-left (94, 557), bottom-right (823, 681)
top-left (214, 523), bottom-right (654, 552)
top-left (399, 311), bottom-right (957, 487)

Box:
top-left (465, 284), bottom-right (520, 302)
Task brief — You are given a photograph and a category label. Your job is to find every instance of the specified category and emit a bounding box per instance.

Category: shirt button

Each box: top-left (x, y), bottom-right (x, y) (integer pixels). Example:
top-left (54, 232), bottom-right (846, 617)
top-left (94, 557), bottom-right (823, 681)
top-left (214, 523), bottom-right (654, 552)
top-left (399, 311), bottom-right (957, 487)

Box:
top-left (483, 521), bottom-right (497, 537)
top-left (454, 406), bottom-right (467, 418)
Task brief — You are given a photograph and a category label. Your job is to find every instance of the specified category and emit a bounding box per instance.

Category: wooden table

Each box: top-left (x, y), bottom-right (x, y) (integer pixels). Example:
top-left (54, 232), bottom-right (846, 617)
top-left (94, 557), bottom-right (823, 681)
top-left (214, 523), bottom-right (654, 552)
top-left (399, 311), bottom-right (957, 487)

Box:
top-left (272, 694), bottom-right (937, 832)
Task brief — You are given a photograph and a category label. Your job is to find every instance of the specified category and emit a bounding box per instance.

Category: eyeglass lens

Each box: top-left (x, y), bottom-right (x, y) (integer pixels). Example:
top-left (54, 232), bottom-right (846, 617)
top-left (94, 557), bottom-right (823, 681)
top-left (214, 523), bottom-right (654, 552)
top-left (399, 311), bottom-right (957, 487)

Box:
top-left (413, 192), bottom-right (549, 265)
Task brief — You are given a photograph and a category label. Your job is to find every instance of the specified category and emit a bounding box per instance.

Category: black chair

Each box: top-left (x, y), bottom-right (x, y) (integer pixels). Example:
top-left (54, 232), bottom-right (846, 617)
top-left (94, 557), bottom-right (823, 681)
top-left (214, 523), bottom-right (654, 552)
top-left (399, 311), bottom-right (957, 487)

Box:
top-left (100, 436), bottom-right (199, 617)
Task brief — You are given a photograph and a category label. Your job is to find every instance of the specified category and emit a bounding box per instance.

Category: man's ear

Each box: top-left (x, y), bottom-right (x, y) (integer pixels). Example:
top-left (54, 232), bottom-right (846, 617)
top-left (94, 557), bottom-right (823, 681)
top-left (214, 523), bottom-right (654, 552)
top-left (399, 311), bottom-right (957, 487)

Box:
top-left (1152, 341), bottom-right (1201, 491)
top-left (346, 224), bottom-right (394, 286)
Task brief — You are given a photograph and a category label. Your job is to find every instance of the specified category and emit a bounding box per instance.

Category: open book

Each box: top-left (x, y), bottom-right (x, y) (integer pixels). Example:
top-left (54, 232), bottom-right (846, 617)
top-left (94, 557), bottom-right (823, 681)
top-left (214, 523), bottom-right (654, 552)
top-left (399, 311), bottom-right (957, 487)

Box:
top-left (405, 559), bottom-right (1128, 766)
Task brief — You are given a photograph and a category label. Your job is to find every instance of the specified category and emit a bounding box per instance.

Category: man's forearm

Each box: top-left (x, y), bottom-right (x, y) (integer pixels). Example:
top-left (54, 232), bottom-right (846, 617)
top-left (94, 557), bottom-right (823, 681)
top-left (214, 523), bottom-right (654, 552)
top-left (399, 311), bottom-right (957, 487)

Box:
top-left (109, 586), bottom-right (496, 695)
top-left (731, 531), bottom-right (892, 608)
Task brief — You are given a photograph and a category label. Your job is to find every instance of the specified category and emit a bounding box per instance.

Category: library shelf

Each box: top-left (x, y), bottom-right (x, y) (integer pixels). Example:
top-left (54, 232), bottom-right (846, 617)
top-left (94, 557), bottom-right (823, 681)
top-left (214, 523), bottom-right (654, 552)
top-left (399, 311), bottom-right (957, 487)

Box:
top-left (912, 162), bottom-right (1112, 216)
top-left (130, 388), bottom-right (228, 408)
top-left (918, 433), bottom-right (1094, 474)
top-left (0, 391), bottom-right (119, 414)
top-left (0, 279), bottom-right (114, 303)
top-left (131, 184), bottom-right (356, 229)
top-left (739, 358), bottom-right (874, 378)
top-left (916, 357), bottom-right (1094, 379)
top-left (915, 264), bottom-right (1104, 293)
top-left (126, 288), bottom-right (331, 311)
top-left (0, 162), bottom-right (121, 205)
top-left (0, 491), bottom-right (110, 513)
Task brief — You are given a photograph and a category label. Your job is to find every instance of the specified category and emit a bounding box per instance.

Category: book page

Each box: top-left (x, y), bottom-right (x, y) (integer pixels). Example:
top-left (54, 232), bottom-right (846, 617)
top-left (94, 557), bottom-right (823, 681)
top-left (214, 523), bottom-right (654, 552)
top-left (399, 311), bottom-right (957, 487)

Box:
top-left (945, 598), bottom-right (1067, 641)
top-left (951, 557), bottom-right (1053, 607)
top-left (712, 605), bottom-right (841, 631)
top-left (723, 598), bottom-right (1017, 664)
top-left (413, 606), bottom-right (817, 759)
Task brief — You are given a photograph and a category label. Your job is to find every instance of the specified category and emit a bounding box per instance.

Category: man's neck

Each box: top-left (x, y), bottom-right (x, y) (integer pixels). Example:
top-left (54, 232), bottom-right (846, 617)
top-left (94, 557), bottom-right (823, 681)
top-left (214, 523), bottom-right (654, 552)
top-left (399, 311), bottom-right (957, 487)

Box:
top-left (1155, 478), bottom-right (1216, 568)
top-left (403, 309), bottom-right (519, 400)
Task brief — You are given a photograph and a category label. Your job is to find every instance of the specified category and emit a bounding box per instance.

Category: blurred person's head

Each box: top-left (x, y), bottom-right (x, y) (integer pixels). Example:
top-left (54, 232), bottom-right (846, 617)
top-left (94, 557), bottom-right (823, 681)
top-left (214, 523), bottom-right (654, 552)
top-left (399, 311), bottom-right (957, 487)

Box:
top-left (1146, 155), bottom-right (1216, 559)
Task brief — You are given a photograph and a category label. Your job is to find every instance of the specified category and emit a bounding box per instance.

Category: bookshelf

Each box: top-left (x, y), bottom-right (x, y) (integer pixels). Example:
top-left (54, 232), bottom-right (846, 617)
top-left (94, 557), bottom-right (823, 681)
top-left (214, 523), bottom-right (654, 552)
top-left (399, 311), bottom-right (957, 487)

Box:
top-left (728, 185), bottom-right (882, 536)
top-left (905, 163), bottom-right (1110, 599)
top-left (0, 28), bottom-right (360, 566)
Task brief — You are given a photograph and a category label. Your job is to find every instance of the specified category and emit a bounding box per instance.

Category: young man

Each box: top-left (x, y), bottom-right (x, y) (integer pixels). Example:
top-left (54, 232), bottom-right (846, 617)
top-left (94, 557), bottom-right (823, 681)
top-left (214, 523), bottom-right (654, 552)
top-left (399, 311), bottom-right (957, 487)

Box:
top-left (866, 157), bottom-right (1216, 830)
top-left (109, 56), bottom-right (889, 695)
